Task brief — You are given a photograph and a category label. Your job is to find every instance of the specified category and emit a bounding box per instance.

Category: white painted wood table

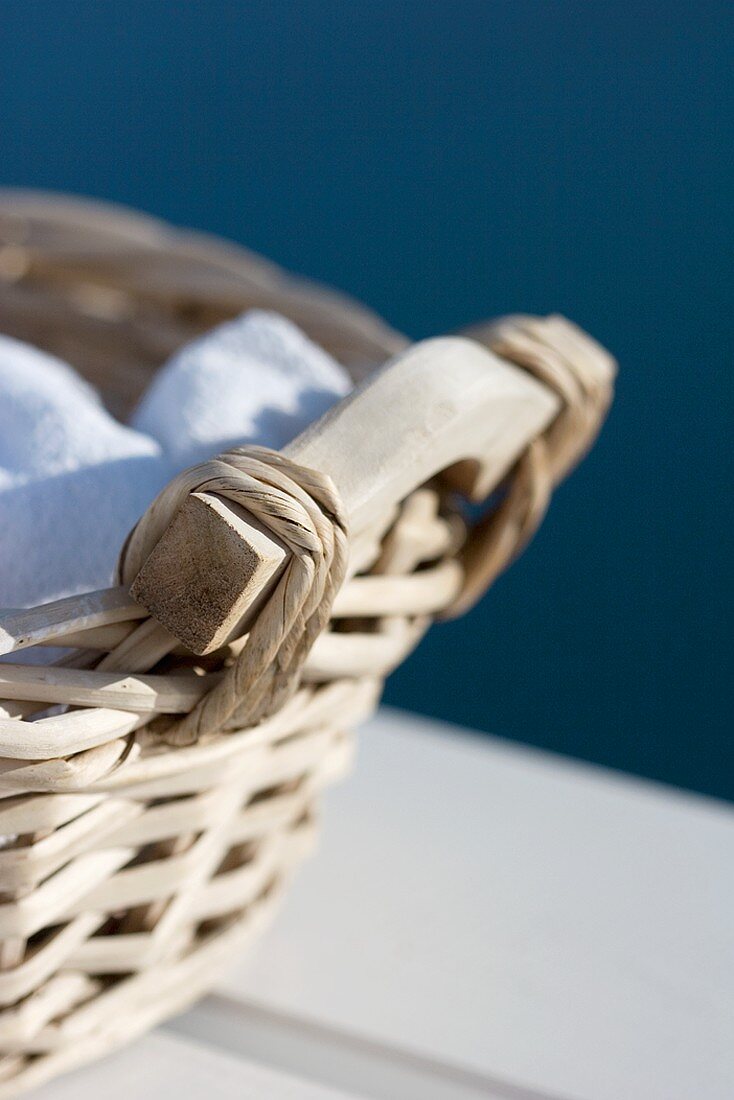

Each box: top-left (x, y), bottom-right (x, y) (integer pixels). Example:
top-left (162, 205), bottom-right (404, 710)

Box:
top-left (36, 709), bottom-right (734, 1100)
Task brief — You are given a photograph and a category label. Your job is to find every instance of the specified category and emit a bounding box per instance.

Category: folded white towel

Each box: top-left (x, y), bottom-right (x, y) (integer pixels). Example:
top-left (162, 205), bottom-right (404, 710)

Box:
top-left (132, 310), bottom-right (352, 468)
top-left (0, 312), bottom-right (351, 611)
top-left (0, 336), bottom-right (169, 610)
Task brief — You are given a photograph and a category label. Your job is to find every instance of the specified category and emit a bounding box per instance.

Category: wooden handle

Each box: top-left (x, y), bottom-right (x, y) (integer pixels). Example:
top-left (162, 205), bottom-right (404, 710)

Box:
top-left (131, 337), bottom-right (559, 653)
top-left (289, 336), bottom-right (558, 521)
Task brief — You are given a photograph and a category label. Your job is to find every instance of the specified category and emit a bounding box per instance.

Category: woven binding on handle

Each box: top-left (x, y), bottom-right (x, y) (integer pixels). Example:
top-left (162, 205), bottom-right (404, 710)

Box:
top-left (454, 314), bottom-right (614, 615)
top-left (119, 447), bottom-right (348, 746)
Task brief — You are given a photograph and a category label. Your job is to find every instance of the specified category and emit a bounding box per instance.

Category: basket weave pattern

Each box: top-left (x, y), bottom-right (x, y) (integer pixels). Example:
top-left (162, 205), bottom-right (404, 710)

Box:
top-left (0, 195), bottom-right (615, 1094)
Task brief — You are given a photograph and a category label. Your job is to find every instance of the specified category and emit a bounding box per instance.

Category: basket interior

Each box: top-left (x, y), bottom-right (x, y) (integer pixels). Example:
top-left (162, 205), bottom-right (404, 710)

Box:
top-left (0, 192), bottom-right (407, 419)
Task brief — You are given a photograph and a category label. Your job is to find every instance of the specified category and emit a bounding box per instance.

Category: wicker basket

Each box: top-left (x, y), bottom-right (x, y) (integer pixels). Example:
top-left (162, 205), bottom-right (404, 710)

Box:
top-left (0, 192), bottom-right (615, 1095)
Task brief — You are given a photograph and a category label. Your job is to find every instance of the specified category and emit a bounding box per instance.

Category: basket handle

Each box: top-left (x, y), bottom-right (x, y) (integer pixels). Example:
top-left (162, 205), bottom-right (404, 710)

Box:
top-left (123, 315), bottom-right (614, 744)
top-left (127, 334), bottom-right (553, 645)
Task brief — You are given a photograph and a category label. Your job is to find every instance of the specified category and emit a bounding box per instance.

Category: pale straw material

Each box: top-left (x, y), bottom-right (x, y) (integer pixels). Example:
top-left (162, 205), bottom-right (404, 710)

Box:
top-left (0, 192), bottom-right (615, 1095)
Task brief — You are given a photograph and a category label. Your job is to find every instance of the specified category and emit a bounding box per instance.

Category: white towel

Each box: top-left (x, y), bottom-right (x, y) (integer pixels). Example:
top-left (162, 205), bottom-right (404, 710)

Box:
top-left (0, 335), bottom-right (169, 610)
top-left (0, 312), bottom-right (351, 610)
top-left (132, 310), bottom-right (352, 467)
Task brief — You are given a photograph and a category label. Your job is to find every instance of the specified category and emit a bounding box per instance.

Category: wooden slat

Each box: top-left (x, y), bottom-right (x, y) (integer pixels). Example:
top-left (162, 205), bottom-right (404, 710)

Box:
top-left (0, 589), bottom-right (145, 657)
top-left (0, 665), bottom-right (219, 714)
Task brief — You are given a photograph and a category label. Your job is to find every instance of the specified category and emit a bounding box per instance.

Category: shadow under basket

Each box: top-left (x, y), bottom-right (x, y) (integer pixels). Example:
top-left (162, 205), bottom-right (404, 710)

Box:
top-left (0, 192), bottom-right (616, 1095)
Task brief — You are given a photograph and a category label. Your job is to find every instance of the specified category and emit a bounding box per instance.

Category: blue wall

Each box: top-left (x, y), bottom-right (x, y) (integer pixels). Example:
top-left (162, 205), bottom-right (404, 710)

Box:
top-left (2, 2), bottom-right (732, 798)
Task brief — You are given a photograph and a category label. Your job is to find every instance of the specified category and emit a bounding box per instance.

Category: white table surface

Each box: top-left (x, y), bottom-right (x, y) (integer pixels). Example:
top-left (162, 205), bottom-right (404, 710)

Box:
top-left (40, 708), bottom-right (734, 1100)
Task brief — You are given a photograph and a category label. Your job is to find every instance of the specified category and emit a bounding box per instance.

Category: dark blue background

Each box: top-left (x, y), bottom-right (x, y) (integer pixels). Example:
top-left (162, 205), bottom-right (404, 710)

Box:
top-left (1, 2), bottom-right (732, 799)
